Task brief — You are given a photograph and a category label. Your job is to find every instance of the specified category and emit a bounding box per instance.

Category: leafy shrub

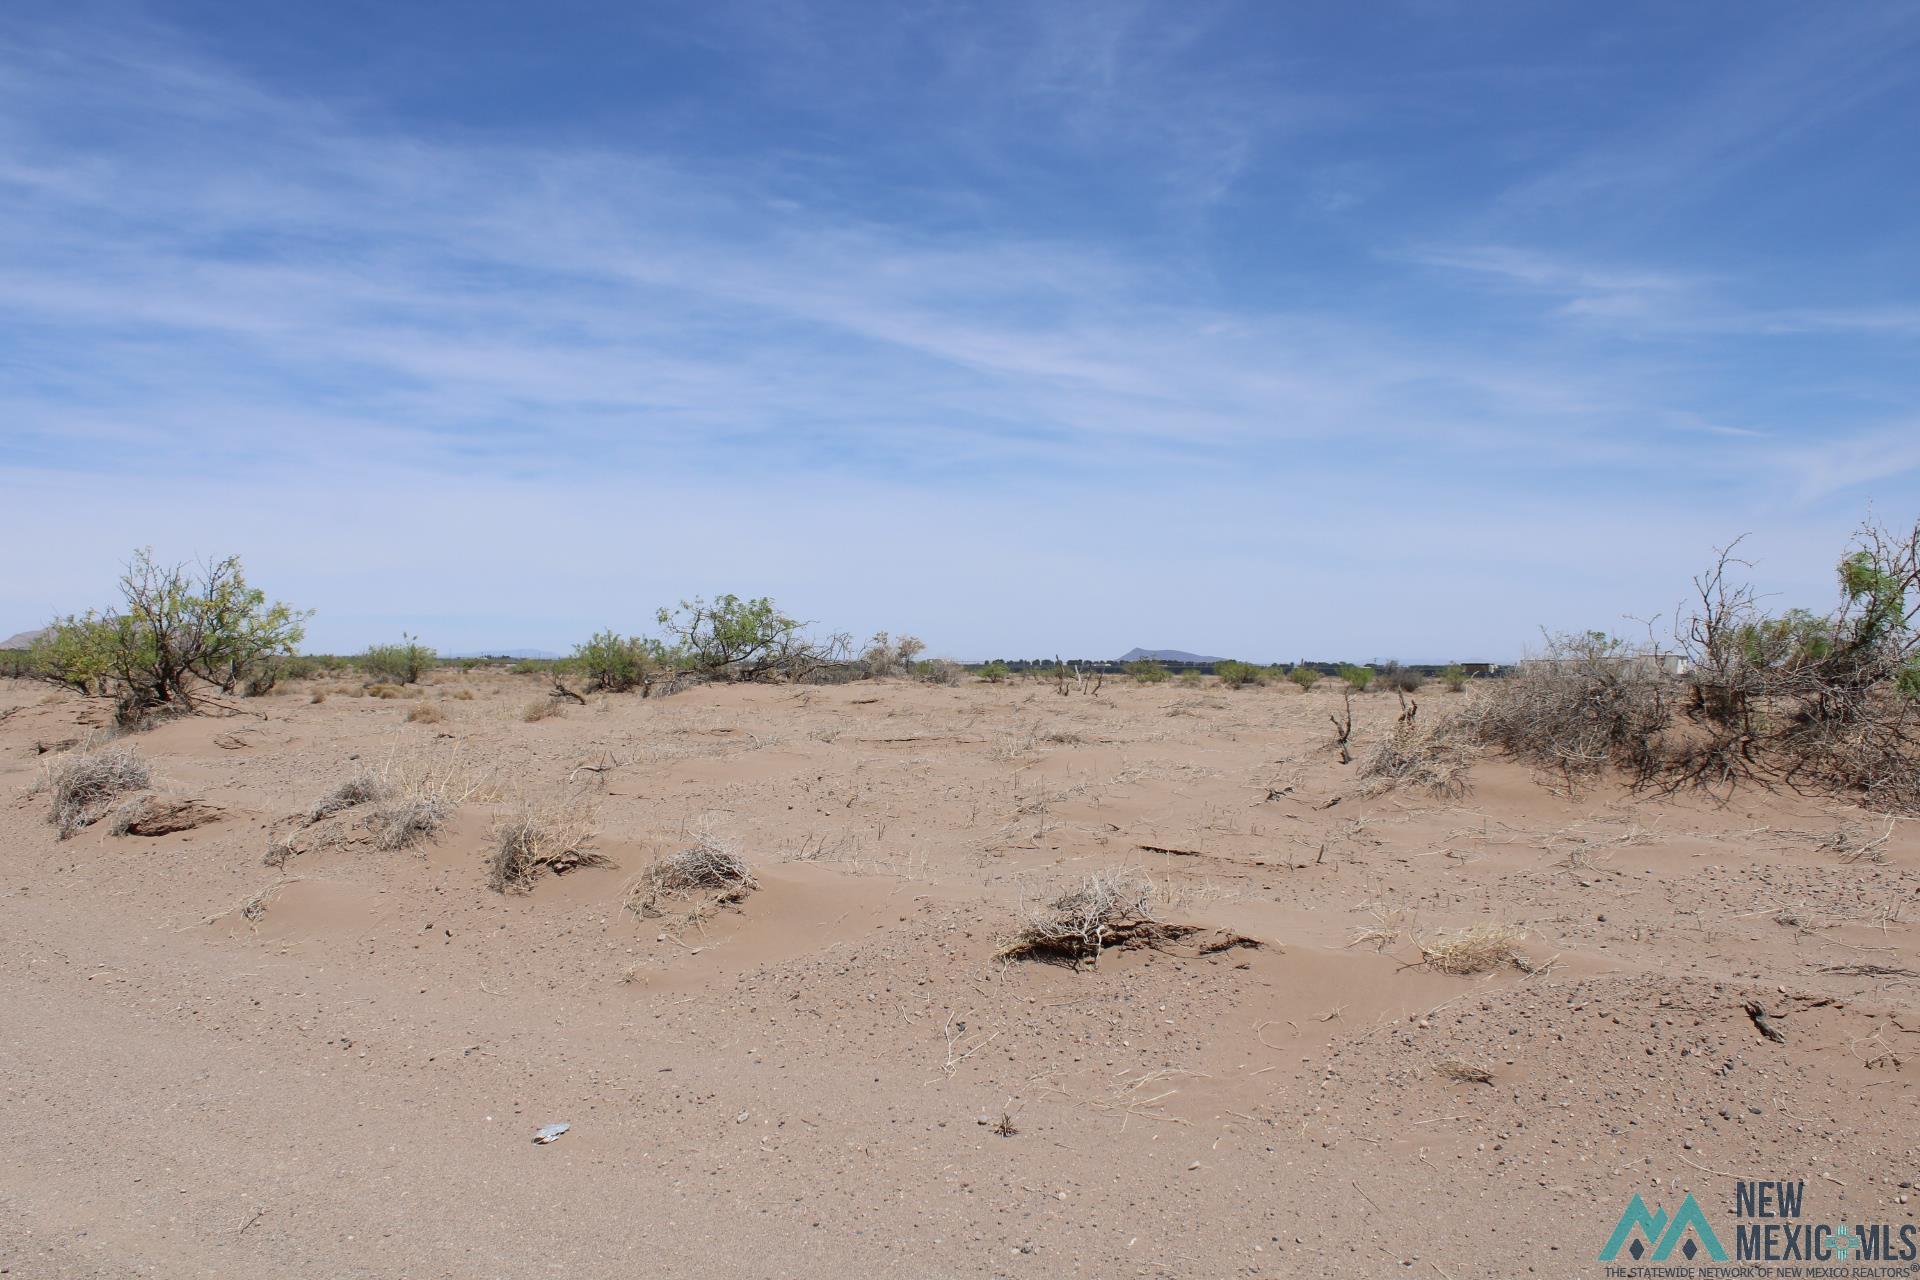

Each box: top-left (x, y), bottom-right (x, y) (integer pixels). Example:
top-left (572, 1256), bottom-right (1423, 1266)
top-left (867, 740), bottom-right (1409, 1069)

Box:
top-left (1338, 664), bottom-right (1375, 693)
top-left (32, 550), bottom-right (309, 723)
top-left (570, 630), bottom-right (667, 693)
top-left (1213, 660), bottom-right (1266, 688)
top-left (978, 661), bottom-right (1011, 683)
top-left (657, 595), bottom-right (842, 682)
top-left (359, 634), bottom-right (434, 684)
top-left (1127, 660), bottom-right (1169, 684)
top-left (1287, 665), bottom-right (1320, 690)
top-left (1179, 671), bottom-right (1204, 686)
top-left (1439, 664), bottom-right (1469, 692)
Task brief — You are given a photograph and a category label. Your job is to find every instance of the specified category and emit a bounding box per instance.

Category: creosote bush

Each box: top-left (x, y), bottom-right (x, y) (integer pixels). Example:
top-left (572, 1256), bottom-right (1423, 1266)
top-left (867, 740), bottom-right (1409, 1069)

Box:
top-left (1126, 660), bottom-right (1169, 684)
top-left (1287, 665), bottom-right (1320, 690)
top-left (1337, 664), bottom-right (1375, 693)
top-left (977, 661), bottom-right (1011, 684)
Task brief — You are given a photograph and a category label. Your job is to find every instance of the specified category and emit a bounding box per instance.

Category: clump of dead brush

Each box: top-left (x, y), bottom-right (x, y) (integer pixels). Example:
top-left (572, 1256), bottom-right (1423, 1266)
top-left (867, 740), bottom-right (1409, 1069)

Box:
top-left (406, 702), bottom-right (446, 724)
top-left (358, 744), bottom-right (481, 851)
top-left (630, 829), bottom-right (757, 917)
top-left (1417, 923), bottom-right (1528, 975)
top-left (488, 794), bottom-right (606, 892)
top-left (522, 698), bottom-right (564, 723)
top-left (42, 744), bottom-right (151, 839)
top-left (1359, 705), bottom-right (1473, 798)
top-left (996, 869), bottom-right (1159, 969)
top-left (1450, 632), bottom-right (1672, 788)
top-left (306, 771), bottom-right (390, 825)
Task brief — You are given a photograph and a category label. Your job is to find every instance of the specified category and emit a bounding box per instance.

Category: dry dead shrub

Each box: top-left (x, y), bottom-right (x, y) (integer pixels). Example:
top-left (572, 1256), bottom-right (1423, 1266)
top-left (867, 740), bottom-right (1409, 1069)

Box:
top-left (43, 745), bottom-right (151, 839)
top-left (310, 690), bottom-right (327, 704)
top-left (1359, 714), bottom-right (1473, 798)
top-left (488, 795), bottom-right (605, 892)
top-left (1452, 633), bottom-right (1671, 787)
top-left (522, 698), bottom-right (564, 723)
top-left (918, 658), bottom-right (964, 686)
top-left (366, 683), bottom-right (409, 699)
top-left (306, 771), bottom-right (389, 824)
top-left (1418, 923), bottom-right (1527, 975)
top-left (630, 828), bottom-right (756, 915)
top-left (996, 870), bottom-right (1159, 968)
top-left (406, 702), bottom-right (446, 724)
top-left (358, 746), bottom-right (480, 851)
top-left (448, 688), bottom-right (475, 701)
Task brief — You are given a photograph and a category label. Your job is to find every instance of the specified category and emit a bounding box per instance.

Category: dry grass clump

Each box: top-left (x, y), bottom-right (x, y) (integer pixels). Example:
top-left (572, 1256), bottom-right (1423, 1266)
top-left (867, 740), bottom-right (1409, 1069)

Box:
top-left (1418, 923), bottom-right (1527, 975)
top-left (406, 702), bottom-right (446, 724)
top-left (996, 870), bottom-right (1159, 968)
top-left (369, 787), bottom-right (452, 851)
top-left (43, 745), bottom-right (151, 839)
top-left (488, 795), bottom-right (605, 892)
top-left (1359, 715), bottom-right (1473, 798)
top-left (522, 698), bottom-right (564, 723)
top-left (448, 688), bottom-right (475, 701)
top-left (306, 771), bottom-right (390, 824)
top-left (310, 690), bottom-right (327, 704)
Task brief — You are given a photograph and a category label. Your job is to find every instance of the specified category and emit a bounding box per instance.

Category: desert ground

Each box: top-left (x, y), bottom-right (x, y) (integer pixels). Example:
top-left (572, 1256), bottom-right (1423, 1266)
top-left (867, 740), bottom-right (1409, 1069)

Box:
top-left (2, 669), bottom-right (1916, 1278)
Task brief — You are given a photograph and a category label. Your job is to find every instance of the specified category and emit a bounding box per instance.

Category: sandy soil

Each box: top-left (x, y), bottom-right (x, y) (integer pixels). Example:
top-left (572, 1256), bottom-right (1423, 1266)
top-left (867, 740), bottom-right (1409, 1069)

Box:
top-left (2, 672), bottom-right (1916, 1278)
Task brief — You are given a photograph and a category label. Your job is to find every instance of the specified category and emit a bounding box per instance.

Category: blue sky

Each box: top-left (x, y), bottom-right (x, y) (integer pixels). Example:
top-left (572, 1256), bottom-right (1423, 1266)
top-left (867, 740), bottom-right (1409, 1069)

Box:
top-left (3, 1), bottom-right (1917, 660)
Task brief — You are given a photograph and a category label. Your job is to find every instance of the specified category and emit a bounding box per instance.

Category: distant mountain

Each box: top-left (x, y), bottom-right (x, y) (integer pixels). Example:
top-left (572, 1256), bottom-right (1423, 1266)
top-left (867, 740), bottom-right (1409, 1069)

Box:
top-left (1117, 647), bottom-right (1227, 664)
top-left (1, 627), bottom-right (47, 651)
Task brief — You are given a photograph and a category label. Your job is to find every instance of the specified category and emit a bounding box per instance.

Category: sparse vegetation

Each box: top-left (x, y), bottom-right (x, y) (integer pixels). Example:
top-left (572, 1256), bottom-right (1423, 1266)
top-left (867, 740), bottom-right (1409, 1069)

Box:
top-left (1337, 664), bottom-right (1374, 693)
top-left (1287, 665), bottom-right (1319, 690)
top-left (1127, 659), bottom-right (1169, 684)
top-left (1378, 661), bottom-right (1422, 693)
top-left (977, 660), bottom-right (1010, 683)
top-left (522, 698), bottom-right (565, 722)
top-left (916, 657), bottom-right (963, 685)
top-left (406, 702), bottom-right (446, 724)
top-left (42, 744), bottom-right (152, 839)
top-left (1439, 663), bottom-right (1468, 692)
